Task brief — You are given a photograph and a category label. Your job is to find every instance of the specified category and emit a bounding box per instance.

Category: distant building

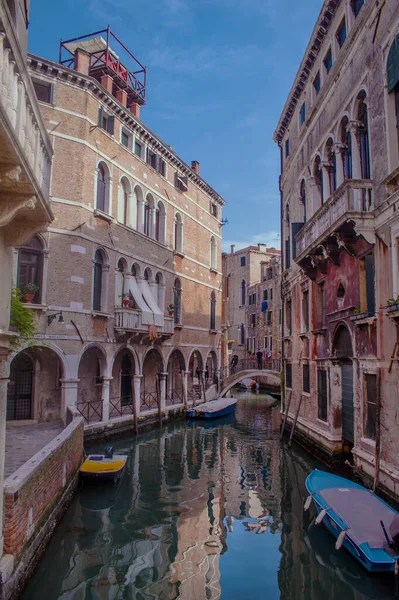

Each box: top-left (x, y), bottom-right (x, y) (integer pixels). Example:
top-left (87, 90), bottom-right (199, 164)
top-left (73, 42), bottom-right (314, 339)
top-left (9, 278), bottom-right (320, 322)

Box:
top-left (0, 0), bottom-right (53, 582)
top-left (222, 244), bottom-right (280, 374)
top-left (275, 0), bottom-right (399, 496)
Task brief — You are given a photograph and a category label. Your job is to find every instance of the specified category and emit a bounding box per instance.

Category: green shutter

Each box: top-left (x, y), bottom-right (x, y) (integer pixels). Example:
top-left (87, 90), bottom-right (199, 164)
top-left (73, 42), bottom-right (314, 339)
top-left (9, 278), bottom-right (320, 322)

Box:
top-left (387, 35), bottom-right (399, 93)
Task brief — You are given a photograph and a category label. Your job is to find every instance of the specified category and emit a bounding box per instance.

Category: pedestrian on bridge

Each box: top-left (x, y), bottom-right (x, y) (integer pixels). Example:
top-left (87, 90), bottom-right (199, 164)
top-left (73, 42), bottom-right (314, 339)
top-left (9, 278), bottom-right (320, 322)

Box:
top-left (256, 348), bottom-right (263, 370)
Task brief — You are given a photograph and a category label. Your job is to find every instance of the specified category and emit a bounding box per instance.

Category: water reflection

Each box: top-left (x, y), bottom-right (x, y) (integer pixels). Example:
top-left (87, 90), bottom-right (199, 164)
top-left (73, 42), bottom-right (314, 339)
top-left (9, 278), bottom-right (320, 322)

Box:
top-left (22, 391), bottom-right (399, 600)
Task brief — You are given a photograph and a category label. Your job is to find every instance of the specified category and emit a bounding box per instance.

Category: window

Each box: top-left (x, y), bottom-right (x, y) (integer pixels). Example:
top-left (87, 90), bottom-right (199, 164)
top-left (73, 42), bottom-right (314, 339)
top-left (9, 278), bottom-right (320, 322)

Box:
top-left (144, 200), bottom-right (151, 237)
top-left (300, 102), bottom-right (306, 126)
top-left (120, 354), bottom-right (133, 407)
top-left (267, 311), bottom-right (272, 326)
top-left (146, 148), bottom-right (166, 176)
top-left (174, 213), bottom-right (183, 252)
top-left (302, 290), bottom-right (309, 332)
top-left (285, 363), bottom-right (292, 389)
top-left (324, 48), bottom-right (333, 74)
top-left (313, 155), bottom-right (324, 206)
top-left (357, 91), bottom-right (371, 179)
top-left (387, 36), bottom-right (399, 165)
top-left (325, 138), bottom-right (336, 196)
top-left (121, 129), bottom-right (132, 150)
top-left (351, 0), bottom-right (364, 18)
top-left (98, 106), bottom-right (115, 135)
top-left (359, 253), bottom-right (375, 315)
top-left (134, 140), bottom-right (143, 158)
top-left (93, 249), bottom-right (107, 312)
top-left (270, 337), bottom-right (273, 352)
top-left (239, 323), bottom-right (245, 345)
top-left (96, 162), bottom-right (110, 213)
top-left (340, 117), bottom-right (352, 179)
top-left (336, 18), bottom-right (347, 48)
top-left (17, 236), bottom-right (43, 304)
top-left (316, 282), bottom-right (326, 328)
top-left (263, 289), bottom-right (268, 301)
top-left (286, 299), bottom-right (292, 335)
top-left (175, 172), bottom-right (188, 192)
top-left (364, 374), bottom-right (377, 440)
top-left (173, 278), bottom-right (182, 324)
top-left (285, 138), bottom-right (290, 158)
top-left (303, 364), bottom-right (310, 393)
top-left (250, 313), bottom-right (256, 328)
top-left (270, 288), bottom-right (273, 300)
top-left (317, 370), bottom-right (328, 421)
top-left (32, 80), bottom-right (52, 104)
top-left (156, 201), bottom-right (166, 244)
top-left (119, 177), bottom-right (131, 226)
top-left (240, 256), bottom-right (246, 267)
top-left (313, 71), bottom-right (321, 96)
top-left (300, 179), bottom-right (307, 223)
top-left (241, 280), bottom-right (246, 306)
top-left (210, 236), bottom-right (217, 270)
top-left (210, 291), bottom-right (216, 330)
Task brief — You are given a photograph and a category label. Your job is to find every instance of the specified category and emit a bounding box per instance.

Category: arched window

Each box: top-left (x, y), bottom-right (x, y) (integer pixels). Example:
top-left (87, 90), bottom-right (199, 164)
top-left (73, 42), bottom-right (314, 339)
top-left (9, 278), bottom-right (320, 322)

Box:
top-left (340, 117), bottom-right (352, 179)
top-left (96, 162), bottom-right (109, 212)
top-left (118, 177), bottom-right (131, 226)
top-left (210, 236), bottom-right (217, 269)
top-left (313, 155), bottom-right (324, 205)
top-left (17, 236), bottom-right (44, 304)
top-left (156, 201), bottom-right (166, 244)
top-left (144, 200), bottom-right (151, 236)
top-left (241, 279), bottom-right (246, 306)
top-left (239, 323), bottom-right (245, 345)
top-left (174, 213), bottom-right (183, 252)
top-left (210, 291), bottom-right (216, 330)
top-left (173, 278), bottom-right (182, 324)
top-left (300, 179), bottom-right (307, 223)
top-left (133, 185), bottom-right (143, 231)
top-left (325, 137), bottom-right (336, 196)
top-left (357, 91), bottom-right (371, 179)
top-left (120, 354), bottom-right (133, 407)
top-left (155, 272), bottom-right (164, 310)
top-left (116, 257), bottom-right (128, 305)
top-left (93, 249), bottom-right (108, 312)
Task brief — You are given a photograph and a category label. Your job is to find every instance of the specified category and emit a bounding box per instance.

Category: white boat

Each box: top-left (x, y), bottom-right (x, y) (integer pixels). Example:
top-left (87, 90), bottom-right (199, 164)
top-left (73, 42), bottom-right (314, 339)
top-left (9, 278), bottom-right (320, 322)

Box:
top-left (187, 397), bottom-right (238, 419)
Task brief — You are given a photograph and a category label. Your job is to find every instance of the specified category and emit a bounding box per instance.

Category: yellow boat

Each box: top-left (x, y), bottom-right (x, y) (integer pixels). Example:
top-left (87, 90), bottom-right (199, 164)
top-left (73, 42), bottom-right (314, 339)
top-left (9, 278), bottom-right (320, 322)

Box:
top-left (79, 446), bottom-right (127, 483)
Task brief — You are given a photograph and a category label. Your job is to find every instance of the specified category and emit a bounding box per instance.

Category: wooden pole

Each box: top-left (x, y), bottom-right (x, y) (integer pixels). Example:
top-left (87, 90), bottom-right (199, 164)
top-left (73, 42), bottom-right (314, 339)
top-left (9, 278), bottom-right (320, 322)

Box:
top-left (373, 368), bottom-right (381, 493)
top-left (388, 342), bottom-right (398, 374)
top-left (280, 389), bottom-right (292, 441)
top-left (288, 395), bottom-right (303, 448)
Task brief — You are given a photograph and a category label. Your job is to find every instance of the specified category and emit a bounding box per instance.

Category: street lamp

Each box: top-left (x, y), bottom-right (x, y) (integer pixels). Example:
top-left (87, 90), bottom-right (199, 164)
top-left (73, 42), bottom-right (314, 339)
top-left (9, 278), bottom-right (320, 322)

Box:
top-left (47, 312), bottom-right (64, 326)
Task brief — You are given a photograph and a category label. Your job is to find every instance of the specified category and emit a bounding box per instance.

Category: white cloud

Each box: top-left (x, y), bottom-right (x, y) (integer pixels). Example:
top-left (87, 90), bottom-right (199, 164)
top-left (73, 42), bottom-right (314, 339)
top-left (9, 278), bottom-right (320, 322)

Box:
top-left (222, 231), bottom-right (280, 253)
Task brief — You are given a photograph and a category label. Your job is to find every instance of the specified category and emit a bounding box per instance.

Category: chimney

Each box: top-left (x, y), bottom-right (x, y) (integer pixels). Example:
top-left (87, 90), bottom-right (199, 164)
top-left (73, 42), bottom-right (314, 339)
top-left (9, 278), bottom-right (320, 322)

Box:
top-left (129, 103), bottom-right (141, 119)
top-left (73, 48), bottom-right (90, 75)
top-left (100, 74), bottom-right (113, 93)
top-left (115, 90), bottom-right (128, 107)
top-left (230, 244), bottom-right (235, 254)
top-left (191, 160), bottom-right (200, 175)
top-left (257, 243), bottom-right (267, 253)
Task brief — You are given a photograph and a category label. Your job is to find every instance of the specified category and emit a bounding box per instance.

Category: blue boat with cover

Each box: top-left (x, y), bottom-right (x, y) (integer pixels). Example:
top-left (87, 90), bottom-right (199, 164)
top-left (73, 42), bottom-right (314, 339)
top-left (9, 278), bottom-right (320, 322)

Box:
top-left (305, 469), bottom-right (399, 573)
top-left (186, 397), bottom-right (237, 419)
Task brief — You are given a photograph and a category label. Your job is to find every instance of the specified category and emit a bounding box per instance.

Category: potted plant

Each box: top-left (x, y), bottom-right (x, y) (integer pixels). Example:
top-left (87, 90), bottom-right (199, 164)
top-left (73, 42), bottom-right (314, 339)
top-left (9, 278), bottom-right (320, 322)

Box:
top-left (23, 282), bottom-right (39, 304)
top-left (387, 295), bottom-right (399, 312)
top-left (119, 292), bottom-right (130, 308)
top-left (168, 303), bottom-right (175, 316)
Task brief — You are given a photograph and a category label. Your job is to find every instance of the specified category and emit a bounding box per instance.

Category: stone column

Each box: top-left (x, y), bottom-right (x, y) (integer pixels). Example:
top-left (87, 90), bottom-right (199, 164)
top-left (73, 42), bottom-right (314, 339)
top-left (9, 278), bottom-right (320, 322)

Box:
top-left (137, 199), bottom-right (145, 234)
top-left (182, 370), bottom-right (189, 408)
top-left (102, 377), bottom-right (112, 422)
top-left (159, 373), bottom-right (167, 410)
top-left (60, 378), bottom-right (79, 426)
top-left (333, 143), bottom-right (345, 188)
top-left (200, 370), bottom-right (206, 401)
top-left (349, 121), bottom-right (362, 179)
top-left (0, 350), bottom-right (10, 557)
top-left (321, 163), bottom-right (331, 202)
top-left (133, 375), bottom-right (142, 418)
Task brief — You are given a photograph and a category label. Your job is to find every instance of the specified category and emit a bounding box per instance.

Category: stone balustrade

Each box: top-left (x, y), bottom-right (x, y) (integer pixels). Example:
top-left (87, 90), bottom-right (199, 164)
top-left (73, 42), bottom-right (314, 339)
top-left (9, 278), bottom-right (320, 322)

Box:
top-left (296, 179), bottom-right (373, 258)
top-left (115, 308), bottom-right (174, 336)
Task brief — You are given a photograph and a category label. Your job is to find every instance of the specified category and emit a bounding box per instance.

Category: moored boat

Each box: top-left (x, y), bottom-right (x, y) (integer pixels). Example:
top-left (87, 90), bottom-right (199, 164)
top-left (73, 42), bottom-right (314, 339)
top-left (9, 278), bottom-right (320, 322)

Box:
top-left (305, 469), bottom-right (399, 573)
top-left (187, 397), bottom-right (237, 419)
top-left (80, 446), bottom-right (128, 483)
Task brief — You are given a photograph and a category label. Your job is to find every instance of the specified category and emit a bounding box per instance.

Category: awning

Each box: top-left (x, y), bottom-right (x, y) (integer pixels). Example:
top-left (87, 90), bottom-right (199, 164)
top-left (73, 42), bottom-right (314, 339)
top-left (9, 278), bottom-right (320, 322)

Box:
top-left (139, 279), bottom-right (164, 327)
top-left (125, 275), bottom-right (153, 325)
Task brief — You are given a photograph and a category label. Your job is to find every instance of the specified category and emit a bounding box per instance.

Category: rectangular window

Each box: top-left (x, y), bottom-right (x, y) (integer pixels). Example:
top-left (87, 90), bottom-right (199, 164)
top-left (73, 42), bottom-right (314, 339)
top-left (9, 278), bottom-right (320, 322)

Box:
top-left (316, 282), bottom-right (326, 328)
top-left (286, 300), bottom-right (292, 335)
top-left (285, 138), bottom-right (290, 158)
top-left (302, 290), bottom-right (309, 332)
top-left (98, 106), bottom-right (114, 135)
top-left (317, 369), bottom-right (328, 421)
top-left (270, 288), bottom-right (273, 300)
top-left (324, 48), bottom-right (333, 74)
top-left (359, 253), bottom-right (375, 315)
top-left (134, 140), bottom-right (143, 158)
top-left (313, 71), bottom-right (321, 96)
top-left (300, 102), bottom-right (306, 126)
top-left (147, 149), bottom-right (166, 176)
top-left (285, 236), bottom-right (291, 269)
top-left (33, 80), bottom-right (52, 104)
top-left (303, 364), bottom-right (310, 393)
top-left (351, 0), bottom-right (364, 17)
top-left (121, 130), bottom-right (129, 147)
top-left (251, 314), bottom-right (256, 328)
top-left (336, 18), bottom-right (347, 48)
top-left (263, 289), bottom-right (268, 301)
top-left (286, 363), bottom-right (292, 389)
top-left (279, 308), bottom-right (282, 324)
top-left (241, 256), bottom-right (246, 267)
top-left (270, 337), bottom-right (273, 352)
top-left (267, 311), bottom-right (272, 326)
top-left (210, 202), bottom-right (218, 217)
top-left (364, 374), bottom-right (377, 440)
top-left (264, 336), bottom-right (268, 349)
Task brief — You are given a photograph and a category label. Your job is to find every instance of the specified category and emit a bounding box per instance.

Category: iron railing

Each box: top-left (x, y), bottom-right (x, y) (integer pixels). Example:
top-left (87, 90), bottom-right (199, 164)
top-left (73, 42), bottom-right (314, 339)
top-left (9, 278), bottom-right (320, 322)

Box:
top-left (109, 396), bottom-right (134, 418)
top-left (166, 389), bottom-right (184, 406)
top-left (140, 391), bottom-right (158, 411)
top-left (229, 358), bottom-right (281, 376)
top-left (76, 400), bottom-right (103, 424)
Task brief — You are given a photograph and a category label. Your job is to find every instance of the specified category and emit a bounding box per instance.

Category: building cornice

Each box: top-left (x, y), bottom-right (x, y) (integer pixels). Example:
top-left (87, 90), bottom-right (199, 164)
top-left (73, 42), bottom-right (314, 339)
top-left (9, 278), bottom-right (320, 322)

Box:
top-left (273, 0), bottom-right (340, 145)
top-left (27, 53), bottom-right (226, 206)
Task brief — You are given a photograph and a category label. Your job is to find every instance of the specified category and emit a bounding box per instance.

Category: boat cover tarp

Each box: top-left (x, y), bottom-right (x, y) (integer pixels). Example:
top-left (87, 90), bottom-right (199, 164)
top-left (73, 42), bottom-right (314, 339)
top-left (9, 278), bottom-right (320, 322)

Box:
top-left (194, 398), bottom-right (237, 414)
top-left (320, 487), bottom-right (396, 548)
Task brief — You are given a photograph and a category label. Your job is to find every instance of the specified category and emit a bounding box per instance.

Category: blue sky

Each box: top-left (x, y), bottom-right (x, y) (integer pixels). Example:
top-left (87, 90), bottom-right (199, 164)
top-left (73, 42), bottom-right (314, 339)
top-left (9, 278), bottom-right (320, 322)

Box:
top-left (29, 0), bottom-right (322, 251)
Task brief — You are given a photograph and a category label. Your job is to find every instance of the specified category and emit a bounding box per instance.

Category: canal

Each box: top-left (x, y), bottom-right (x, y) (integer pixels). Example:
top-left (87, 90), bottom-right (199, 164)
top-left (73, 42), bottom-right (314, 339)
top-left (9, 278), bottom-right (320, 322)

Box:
top-left (23, 391), bottom-right (398, 600)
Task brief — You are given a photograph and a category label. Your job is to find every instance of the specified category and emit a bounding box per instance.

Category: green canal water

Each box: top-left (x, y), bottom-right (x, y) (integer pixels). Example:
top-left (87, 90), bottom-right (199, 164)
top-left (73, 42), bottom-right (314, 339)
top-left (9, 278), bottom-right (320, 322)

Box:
top-left (22, 392), bottom-right (399, 599)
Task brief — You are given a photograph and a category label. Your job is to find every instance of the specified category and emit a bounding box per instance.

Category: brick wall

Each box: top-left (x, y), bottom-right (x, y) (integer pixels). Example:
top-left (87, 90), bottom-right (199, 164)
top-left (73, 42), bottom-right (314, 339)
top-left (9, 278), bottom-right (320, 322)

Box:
top-left (3, 418), bottom-right (83, 557)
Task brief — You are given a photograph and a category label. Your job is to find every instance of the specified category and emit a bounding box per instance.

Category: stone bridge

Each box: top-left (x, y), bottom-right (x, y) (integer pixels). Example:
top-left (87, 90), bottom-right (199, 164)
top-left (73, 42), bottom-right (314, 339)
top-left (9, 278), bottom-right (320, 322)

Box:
top-left (220, 369), bottom-right (281, 398)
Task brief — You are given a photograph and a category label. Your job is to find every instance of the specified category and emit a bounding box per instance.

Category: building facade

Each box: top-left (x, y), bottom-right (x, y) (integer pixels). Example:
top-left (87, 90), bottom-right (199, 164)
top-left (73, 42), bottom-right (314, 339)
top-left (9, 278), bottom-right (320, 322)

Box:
top-left (222, 244), bottom-right (280, 374)
top-left (6, 28), bottom-right (225, 431)
top-left (0, 0), bottom-right (53, 575)
top-left (275, 0), bottom-right (399, 496)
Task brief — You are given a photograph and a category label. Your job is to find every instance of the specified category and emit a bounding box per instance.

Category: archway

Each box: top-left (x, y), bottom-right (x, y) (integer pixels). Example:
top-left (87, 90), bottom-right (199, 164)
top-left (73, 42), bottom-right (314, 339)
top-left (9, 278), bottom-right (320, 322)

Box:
top-left (332, 324), bottom-right (354, 448)
top-left (77, 345), bottom-right (107, 423)
top-left (188, 350), bottom-right (203, 402)
top-left (166, 349), bottom-right (186, 406)
top-left (110, 348), bottom-right (136, 417)
top-left (141, 348), bottom-right (163, 411)
top-left (7, 347), bottom-right (64, 422)
top-left (205, 350), bottom-right (218, 389)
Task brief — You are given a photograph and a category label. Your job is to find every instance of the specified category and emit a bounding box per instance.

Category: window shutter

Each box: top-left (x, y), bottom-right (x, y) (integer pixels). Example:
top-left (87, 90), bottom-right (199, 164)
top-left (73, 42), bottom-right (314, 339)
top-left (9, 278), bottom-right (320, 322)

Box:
top-left (107, 116), bottom-right (115, 135)
top-left (285, 237), bottom-right (291, 269)
top-left (291, 222), bottom-right (304, 259)
top-left (387, 35), bottom-right (399, 93)
top-left (98, 106), bottom-right (104, 128)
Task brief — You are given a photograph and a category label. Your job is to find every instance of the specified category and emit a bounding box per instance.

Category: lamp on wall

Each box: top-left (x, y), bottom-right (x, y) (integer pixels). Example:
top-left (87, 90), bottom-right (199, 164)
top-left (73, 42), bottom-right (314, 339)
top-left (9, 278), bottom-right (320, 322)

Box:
top-left (47, 312), bottom-right (64, 326)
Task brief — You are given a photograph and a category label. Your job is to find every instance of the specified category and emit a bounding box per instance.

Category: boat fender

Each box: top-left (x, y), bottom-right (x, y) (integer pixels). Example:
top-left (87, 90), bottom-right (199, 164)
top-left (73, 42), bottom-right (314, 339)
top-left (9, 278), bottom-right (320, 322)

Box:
top-left (335, 530), bottom-right (346, 550)
top-left (315, 509), bottom-right (327, 525)
top-left (304, 495), bottom-right (313, 512)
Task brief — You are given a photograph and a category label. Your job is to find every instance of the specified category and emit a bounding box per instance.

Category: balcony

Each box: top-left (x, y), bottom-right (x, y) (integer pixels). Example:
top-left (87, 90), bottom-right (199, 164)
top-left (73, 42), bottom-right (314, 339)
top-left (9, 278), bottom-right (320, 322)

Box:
top-left (114, 309), bottom-right (174, 339)
top-left (0, 4), bottom-right (53, 247)
top-left (295, 180), bottom-right (374, 279)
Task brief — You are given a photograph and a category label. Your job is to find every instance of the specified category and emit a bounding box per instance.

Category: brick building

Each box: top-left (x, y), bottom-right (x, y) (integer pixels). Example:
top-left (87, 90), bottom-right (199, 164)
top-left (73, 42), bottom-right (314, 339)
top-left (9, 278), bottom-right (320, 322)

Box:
top-left (7, 28), bottom-right (225, 429)
top-left (0, 0), bottom-right (53, 578)
top-left (222, 244), bottom-right (280, 374)
top-left (275, 0), bottom-right (399, 496)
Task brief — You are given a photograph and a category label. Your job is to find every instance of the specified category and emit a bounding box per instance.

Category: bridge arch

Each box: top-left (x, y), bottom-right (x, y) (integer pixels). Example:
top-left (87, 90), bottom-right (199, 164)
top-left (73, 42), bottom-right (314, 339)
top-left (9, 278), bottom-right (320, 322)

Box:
top-left (220, 369), bottom-right (280, 398)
